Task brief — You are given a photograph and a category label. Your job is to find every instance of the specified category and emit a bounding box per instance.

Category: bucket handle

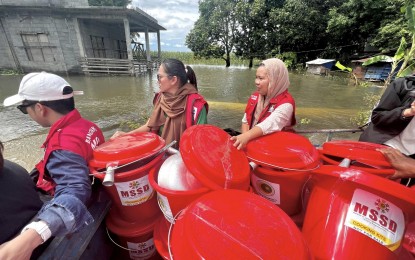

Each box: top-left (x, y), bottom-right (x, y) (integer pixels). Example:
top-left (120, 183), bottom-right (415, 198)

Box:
top-left (102, 163), bottom-right (118, 187)
top-left (166, 209), bottom-right (184, 260)
top-left (157, 197), bottom-right (176, 224)
top-left (106, 227), bottom-right (133, 251)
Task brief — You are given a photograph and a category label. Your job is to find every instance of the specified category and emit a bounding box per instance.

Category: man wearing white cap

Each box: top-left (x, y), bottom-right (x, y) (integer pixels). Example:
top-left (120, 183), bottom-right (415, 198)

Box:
top-left (0, 72), bottom-right (105, 259)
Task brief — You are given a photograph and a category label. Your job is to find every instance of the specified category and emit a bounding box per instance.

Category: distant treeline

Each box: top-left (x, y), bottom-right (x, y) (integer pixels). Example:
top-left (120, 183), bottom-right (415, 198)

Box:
top-left (153, 51), bottom-right (263, 67)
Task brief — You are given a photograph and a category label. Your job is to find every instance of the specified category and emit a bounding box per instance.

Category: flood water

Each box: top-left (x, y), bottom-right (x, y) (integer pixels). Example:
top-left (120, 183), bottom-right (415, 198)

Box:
top-left (0, 65), bottom-right (383, 170)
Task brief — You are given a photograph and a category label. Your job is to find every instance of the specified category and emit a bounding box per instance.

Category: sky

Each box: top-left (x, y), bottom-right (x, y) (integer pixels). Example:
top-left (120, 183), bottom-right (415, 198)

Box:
top-left (131, 0), bottom-right (200, 52)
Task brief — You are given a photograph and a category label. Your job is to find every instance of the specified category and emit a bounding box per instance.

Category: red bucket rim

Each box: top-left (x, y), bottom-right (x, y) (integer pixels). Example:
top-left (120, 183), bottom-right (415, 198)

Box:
top-left (246, 131), bottom-right (321, 170)
top-left (321, 140), bottom-right (391, 167)
top-left (89, 132), bottom-right (165, 168)
top-left (106, 210), bottom-right (160, 237)
top-left (311, 165), bottom-right (415, 206)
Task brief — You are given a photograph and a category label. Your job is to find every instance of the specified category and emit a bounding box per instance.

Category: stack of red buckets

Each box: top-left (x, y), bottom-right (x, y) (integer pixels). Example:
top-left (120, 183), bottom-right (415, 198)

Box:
top-left (150, 125), bottom-right (313, 259)
top-left (150, 125), bottom-right (251, 259)
top-left (89, 132), bottom-right (166, 259)
top-left (310, 140), bottom-right (415, 259)
top-left (89, 127), bottom-right (415, 259)
top-left (243, 133), bottom-right (415, 259)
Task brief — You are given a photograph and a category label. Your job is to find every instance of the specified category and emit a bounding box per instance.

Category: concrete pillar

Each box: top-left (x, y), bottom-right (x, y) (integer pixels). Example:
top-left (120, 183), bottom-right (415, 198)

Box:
top-left (74, 18), bottom-right (85, 58)
top-left (123, 18), bottom-right (133, 60)
top-left (157, 30), bottom-right (161, 60)
top-left (145, 28), bottom-right (151, 62)
top-left (0, 17), bottom-right (19, 70)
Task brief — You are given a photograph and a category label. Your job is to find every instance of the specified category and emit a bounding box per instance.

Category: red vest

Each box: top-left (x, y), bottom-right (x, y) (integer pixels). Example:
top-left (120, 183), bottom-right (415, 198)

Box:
top-left (244, 90), bottom-right (296, 129)
top-left (35, 109), bottom-right (104, 195)
top-left (153, 92), bottom-right (208, 128)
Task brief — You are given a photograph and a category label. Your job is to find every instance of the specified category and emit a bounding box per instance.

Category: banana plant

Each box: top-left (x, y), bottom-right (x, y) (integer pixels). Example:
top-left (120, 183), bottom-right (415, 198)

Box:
top-left (362, 3), bottom-right (415, 86)
top-left (396, 4), bottom-right (415, 79)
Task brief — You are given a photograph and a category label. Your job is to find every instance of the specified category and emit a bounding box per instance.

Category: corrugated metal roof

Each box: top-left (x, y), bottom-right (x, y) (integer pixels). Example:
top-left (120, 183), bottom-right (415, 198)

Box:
top-left (305, 58), bottom-right (336, 65)
top-left (364, 64), bottom-right (391, 81)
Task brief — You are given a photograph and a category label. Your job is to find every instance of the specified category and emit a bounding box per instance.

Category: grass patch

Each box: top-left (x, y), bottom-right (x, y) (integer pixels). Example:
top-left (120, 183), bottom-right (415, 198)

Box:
top-left (152, 51), bottom-right (263, 67)
top-left (0, 69), bottom-right (22, 75)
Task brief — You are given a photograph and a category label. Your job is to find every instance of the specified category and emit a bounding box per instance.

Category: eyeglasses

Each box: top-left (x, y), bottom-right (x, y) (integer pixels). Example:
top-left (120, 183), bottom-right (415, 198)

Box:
top-left (17, 101), bottom-right (38, 114)
top-left (157, 74), bottom-right (171, 82)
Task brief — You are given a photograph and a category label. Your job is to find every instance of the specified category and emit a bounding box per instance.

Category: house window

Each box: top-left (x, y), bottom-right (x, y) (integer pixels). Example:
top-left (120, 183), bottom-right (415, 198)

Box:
top-left (114, 39), bottom-right (127, 59)
top-left (90, 36), bottom-right (106, 58)
top-left (21, 33), bottom-right (56, 62)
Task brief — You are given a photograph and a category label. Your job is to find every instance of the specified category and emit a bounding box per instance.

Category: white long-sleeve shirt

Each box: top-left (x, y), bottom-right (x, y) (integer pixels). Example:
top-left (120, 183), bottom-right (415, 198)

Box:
top-left (242, 103), bottom-right (294, 135)
top-left (384, 116), bottom-right (415, 155)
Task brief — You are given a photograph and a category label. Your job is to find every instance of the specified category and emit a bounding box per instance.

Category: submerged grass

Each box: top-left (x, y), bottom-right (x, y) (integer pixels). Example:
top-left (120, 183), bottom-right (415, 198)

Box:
top-left (0, 69), bottom-right (22, 75)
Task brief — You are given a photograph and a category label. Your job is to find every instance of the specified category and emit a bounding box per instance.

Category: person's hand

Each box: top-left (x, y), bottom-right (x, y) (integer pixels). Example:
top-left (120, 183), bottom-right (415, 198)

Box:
top-left (110, 130), bottom-right (125, 140)
top-left (230, 133), bottom-right (250, 150)
top-left (378, 147), bottom-right (415, 180)
top-left (0, 229), bottom-right (42, 260)
top-left (402, 101), bottom-right (415, 118)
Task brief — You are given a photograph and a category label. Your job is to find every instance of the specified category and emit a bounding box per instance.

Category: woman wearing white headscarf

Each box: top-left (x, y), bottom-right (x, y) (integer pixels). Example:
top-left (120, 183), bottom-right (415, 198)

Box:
top-left (231, 58), bottom-right (296, 150)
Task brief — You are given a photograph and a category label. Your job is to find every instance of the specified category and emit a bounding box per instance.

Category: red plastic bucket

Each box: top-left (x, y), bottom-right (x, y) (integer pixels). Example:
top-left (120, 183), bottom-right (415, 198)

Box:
top-left (251, 166), bottom-right (311, 216)
top-left (90, 132), bottom-right (165, 222)
top-left (302, 165), bottom-right (415, 259)
top-left (404, 221), bottom-right (415, 257)
top-left (149, 125), bottom-right (251, 223)
top-left (170, 189), bottom-right (312, 259)
top-left (245, 132), bottom-right (320, 216)
top-left (153, 216), bottom-right (172, 260)
top-left (319, 140), bottom-right (395, 177)
top-left (403, 186), bottom-right (415, 258)
top-left (106, 210), bottom-right (161, 260)
top-left (149, 164), bottom-right (210, 223)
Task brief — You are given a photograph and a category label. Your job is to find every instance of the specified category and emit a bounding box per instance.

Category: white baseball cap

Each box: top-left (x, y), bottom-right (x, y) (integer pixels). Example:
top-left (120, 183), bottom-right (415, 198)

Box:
top-left (3, 71), bottom-right (83, 107)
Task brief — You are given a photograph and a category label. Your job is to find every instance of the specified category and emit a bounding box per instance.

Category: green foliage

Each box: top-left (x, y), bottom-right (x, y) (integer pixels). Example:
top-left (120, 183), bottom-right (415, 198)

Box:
top-left (185, 0), bottom-right (407, 66)
top-left (362, 55), bottom-right (392, 66)
top-left (399, 61), bottom-right (415, 76)
top-left (351, 1), bottom-right (415, 128)
top-left (269, 0), bottom-right (329, 62)
top-left (275, 52), bottom-right (297, 69)
top-left (186, 0), bottom-right (238, 67)
top-left (364, 2), bottom-right (415, 86)
top-left (326, 0), bottom-right (396, 57)
top-left (371, 19), bottom-right (409, 52)
top-left (358, 81), bottom-right (373, 88)
top-left (351, 110), bottom-right (371, 127)
top-left (0, 69), bottom-right (22, 75)
top-left (299, 118), bottom-right (311, 125)
top-left (233, 0), bottom-right (274, 67)
top-left (351, 93), bottom-right (381, 127)
top-left (151, 51), bottom-right (261, 67)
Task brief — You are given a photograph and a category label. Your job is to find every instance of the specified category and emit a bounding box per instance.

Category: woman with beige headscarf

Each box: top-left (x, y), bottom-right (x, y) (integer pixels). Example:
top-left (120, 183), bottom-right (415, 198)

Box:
top-left (231, 58), bottom-right (296, 150)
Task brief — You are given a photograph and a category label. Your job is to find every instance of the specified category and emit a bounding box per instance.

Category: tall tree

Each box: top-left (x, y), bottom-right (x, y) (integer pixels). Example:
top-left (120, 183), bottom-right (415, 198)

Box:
top-left (268, 0), bottom-right (329, 62)
top-left (186, 0), bottom-right (238, 67)
top-left (370, 0), bottom-right (408, 52)
top-left (326, 0), bottom-right (399, 57)
top-left (233, 0), bottom-right (276, 68)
